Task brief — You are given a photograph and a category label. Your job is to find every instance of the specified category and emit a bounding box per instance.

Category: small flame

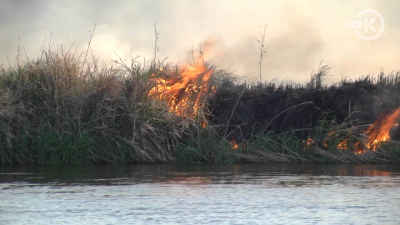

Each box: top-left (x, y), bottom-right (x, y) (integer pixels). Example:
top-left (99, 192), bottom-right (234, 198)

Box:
top-left (231, 139), bottom-right (239, 149)
top-left (337, 139), bottom-right (347, 149)
top-left (303, 137), bottom-right (314, 149)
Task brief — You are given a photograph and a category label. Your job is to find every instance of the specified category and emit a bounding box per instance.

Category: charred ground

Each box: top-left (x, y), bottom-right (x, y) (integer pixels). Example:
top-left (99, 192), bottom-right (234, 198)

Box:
top-left (209, 71), bottom-right (400, 142)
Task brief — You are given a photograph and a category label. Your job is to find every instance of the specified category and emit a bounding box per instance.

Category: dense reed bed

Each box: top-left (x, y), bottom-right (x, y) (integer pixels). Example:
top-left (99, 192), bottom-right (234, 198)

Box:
top-left (1, 48), bottom-right (400, 164)
top-left (210, 66), bottom-right (400, 163)
top-left (211, 66), bottom-right (400, 139)
top-left (0, 48), bottom-right (199, 164)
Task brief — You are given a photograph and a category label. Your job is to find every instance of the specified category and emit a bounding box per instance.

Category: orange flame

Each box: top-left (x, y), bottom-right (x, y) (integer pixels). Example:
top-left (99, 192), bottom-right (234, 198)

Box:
top-left (337, 139), bottom-right (347, 149)
top-left (231, 139), bottom-right (239, 149)
top-left (365, 108), bottom-right (400, 151)
top-left (148, 64), bottom-right (213, 119)
top-left (317, 108), bottom-right (400, 153)
top-left (148, 41), bottom-right (217, 119)
top-left (303, 137), bottom-right (314, 149)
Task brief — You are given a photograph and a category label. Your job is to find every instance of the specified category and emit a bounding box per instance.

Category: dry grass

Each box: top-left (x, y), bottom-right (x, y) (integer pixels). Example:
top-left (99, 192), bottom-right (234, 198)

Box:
top-left (0, 47), bottom-right (204, 164)
top-left (1, 47), bottom-right (400, 165)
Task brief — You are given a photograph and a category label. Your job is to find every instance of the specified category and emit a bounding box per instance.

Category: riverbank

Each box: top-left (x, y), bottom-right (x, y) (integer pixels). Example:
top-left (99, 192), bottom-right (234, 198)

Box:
top-left (1, 48), bottom-right (400, 165)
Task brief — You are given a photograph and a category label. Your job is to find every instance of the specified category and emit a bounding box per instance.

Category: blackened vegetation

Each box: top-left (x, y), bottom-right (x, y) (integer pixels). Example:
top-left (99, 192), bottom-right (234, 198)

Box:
top-left (1, 46), bottom-right (400, 164)
top-left (209, 70), bottom-right (400, 142)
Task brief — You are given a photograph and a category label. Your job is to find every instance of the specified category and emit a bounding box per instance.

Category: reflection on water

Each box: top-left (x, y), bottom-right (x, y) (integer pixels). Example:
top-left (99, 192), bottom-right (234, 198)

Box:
top-left (1, 164), bottom-right (400, 224)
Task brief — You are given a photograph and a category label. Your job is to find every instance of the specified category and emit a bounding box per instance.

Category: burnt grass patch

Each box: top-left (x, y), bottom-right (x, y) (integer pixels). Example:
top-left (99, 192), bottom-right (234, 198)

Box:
top-left (209, 71), bottom-right (400, 143)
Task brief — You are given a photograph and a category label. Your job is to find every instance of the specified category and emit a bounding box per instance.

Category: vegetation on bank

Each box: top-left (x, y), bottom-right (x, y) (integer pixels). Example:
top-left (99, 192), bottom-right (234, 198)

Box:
top-left (1, 47), bottom-right (400, 165)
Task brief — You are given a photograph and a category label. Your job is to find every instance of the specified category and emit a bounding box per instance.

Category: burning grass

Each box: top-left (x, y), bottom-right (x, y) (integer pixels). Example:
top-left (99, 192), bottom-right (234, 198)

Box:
top-left (0, 48), bottom-right (198, 164)
top-left (209, 69), bottom-right (400, 163)
top-left (1, 46), bottom-right (400, 164)
top-left (148, 61), bottom-right (213, 118)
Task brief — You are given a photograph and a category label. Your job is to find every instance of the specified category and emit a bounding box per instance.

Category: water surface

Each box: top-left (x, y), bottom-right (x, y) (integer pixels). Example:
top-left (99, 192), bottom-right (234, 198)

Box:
top-left (1, 164), bottom-right (400, 224)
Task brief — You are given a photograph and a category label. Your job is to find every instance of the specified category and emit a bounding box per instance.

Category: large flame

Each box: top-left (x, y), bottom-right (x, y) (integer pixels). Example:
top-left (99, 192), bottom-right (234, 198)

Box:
top-left (365, 108), bottom-right (400, 151)
top-left (148, 41), bottom-right (217, 119)
top-left (148, 63), bottom-right (213, 118)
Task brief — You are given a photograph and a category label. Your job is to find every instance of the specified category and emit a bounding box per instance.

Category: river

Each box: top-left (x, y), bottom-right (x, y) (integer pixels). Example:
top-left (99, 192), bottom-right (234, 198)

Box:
top-left (1, 164), bottom-right (400, 224)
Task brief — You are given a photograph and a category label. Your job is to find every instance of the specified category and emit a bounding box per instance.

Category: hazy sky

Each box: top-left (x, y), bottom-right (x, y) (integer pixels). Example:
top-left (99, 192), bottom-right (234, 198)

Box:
top-left (1, 0), bottom-right (399, 83)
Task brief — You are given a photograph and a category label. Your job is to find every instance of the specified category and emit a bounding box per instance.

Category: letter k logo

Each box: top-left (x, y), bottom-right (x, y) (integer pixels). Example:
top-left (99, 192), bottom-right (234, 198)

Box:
top-left (364, 18), bottom-right (376, 32)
